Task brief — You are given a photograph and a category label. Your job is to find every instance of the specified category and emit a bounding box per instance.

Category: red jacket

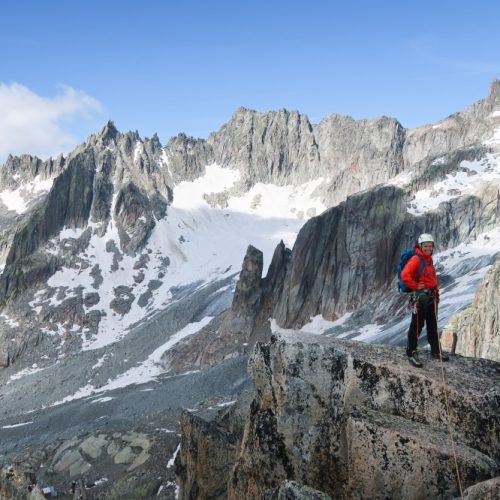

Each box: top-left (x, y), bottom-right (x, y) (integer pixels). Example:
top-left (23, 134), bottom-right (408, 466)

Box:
top-left (401, 246), bottom-right (439, 291)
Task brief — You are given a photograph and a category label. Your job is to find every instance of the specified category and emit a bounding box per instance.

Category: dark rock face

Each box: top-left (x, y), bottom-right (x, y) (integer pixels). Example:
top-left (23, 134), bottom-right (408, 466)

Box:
top-left (177, 333), bottom-right (500, 499)
top-left (175, 392), bottom-right (253, 500)
top-left (90, 152), bottom-right (114, 222)
top-left (114, 183), bottom-right (159, 255)
top-left (5, 151), bottom-right (95, 265)
top-left (229, 245), bottom-right (264, 334)
top-left (208, 108), bottom-right (320, 185)
top-left (164, 133), bottom-right (215, 183)
top-left (445, 257), bottom-right (500, 362)
top-left (273, 185), bottom-right (408, 327)
top-left (0, 151), bottom-right (96, 303)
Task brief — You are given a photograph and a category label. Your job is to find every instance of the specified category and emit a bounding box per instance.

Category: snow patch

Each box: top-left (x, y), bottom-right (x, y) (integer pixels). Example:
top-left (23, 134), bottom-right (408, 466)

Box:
top-left (386, 170), bottom-right (414, 188)
top-left (160, 149), bottom-right (172, 177)
top-left (8, 364), bottom-right (45, 383)
top-left (91, 396), bottom-right (114, 404)
top-left (1, 421), bottom-right (33, 429)
top-left (348, 324), bottom-right (383, 341)
top-left (60, 226), bottom-right (86, 239)
top-left (167, 443), bottom-right (181, 469)
top-left (0, 314), bottom-right (20, 328)
top-left (92, 354), bottom-right (109, 370)
top-left (134, 141), bottom-right (143, 163)
top-left (269, 318), bottom-right (295, 336)
top-left (0, 176), bottom-right (54, 214)
top-left (92, 317), bottom-right (212, 391)
top-left (300, 313), bottom-right (353, 334)
top-left (435, 226), bottom-right (500, 269)
top-left (407, 154), bottom-right (500, 215)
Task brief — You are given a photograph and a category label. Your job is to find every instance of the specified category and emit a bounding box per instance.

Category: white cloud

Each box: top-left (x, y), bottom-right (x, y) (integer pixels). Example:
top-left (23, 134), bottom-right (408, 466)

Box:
top-left (0, 82), bottom-right (103, 163)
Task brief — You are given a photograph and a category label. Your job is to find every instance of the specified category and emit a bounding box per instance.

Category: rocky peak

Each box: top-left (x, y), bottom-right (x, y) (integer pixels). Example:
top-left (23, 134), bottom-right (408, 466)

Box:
top-left (98, 120), bottom-right (120, 144)
top-left (208, 106), bottom-right (319, 185)
top-left (488, 79), bottom-right (500, 101)
top-left (149, 132), bottom-right (162, 149)
top-left (0, 154), bottom-right (65, 190)
top-left (163, 133), bottom-right (214, 183)
top-left (231, 245), bottom-right (264, 319)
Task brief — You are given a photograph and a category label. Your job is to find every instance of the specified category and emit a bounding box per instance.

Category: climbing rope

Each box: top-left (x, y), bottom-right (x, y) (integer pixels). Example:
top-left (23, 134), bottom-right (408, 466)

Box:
top-left (435, 298), bottom-right (464, 499)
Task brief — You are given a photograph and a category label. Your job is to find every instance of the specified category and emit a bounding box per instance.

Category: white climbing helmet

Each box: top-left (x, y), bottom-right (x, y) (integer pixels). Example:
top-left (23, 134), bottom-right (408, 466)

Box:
top-left (418, 233), bottom-right (435, 246)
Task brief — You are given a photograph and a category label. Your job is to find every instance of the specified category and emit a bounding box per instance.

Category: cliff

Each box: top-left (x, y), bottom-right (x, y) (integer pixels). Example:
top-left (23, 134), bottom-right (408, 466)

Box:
top-left (444, 256), bottom-right (500, 362)
top-left (176, 333), bottom-right (500, 499)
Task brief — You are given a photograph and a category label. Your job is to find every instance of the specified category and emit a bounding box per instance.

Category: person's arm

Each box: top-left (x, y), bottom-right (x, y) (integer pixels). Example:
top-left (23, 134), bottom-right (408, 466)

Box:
top-left (401, 256), bottom-right (425, 290)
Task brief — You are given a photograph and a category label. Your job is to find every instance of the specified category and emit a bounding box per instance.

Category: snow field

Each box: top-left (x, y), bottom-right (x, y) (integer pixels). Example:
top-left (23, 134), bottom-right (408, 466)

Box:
top-left (408, 154), bottom-right (500, 215)
top-left (33, 163), bottom-right (325, 350)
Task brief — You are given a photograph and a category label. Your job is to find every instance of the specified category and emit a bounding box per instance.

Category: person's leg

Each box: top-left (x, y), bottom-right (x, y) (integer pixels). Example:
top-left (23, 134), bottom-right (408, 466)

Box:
top-left (406, 302), bottom-right (420, 355)
top-left (407, 300), bottom-right (425, 366)
top-left (427, 298), bottom-right (449, 360)
top-left (425, 298), bottom-right (440, 354)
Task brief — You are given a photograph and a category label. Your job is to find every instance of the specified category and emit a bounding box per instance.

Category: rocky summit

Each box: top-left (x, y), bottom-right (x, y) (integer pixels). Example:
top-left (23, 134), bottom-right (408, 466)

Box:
top-left (175, 332), bottom-right (500, 500)
top-left (0, 82), bottom-right (500, 498)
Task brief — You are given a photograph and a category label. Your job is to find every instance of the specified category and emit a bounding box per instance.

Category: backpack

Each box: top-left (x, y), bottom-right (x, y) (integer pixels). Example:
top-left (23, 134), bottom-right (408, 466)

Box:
top-left (397, 248), bottom-right (425, 292)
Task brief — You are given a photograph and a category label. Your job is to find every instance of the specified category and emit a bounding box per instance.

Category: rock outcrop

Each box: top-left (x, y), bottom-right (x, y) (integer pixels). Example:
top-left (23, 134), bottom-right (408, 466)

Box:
top-left (460, 476), bottom-right (500, 499)
top-left (0, 465), bottom-right (45, 499)
top-left (164, 133), bottom-right (215, 183)
top-left (176, 333), bottom-right (500, 499)
top-left (208, 108), bottom-right (321, 186)
top-left (175, 392), bottom-right (253, 499)
top-left (162, 243), bottom-right (291, 371)
top-left (444, 256), bottom-right (500, 362)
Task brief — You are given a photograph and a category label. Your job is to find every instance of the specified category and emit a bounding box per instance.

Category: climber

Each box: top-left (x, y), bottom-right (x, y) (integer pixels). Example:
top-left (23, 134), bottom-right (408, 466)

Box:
top-left (401, 233), bottom-right (449, 367)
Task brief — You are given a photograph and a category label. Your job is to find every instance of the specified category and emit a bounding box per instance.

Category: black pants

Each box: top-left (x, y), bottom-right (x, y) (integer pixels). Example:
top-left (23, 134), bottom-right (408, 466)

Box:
top-left (406, 295), bottom-right (440, 355)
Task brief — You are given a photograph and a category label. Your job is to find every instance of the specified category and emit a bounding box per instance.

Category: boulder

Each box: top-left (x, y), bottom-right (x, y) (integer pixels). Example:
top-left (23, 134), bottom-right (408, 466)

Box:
top-left (177, 333), bottom-right (500, 499)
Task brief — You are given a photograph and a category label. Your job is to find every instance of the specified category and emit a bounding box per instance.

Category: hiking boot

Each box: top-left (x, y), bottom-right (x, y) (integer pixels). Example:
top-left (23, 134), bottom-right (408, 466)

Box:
top-left (408, 351), bottom-right (423, 368)
top-left (432, 353), bottom-right (449, 362)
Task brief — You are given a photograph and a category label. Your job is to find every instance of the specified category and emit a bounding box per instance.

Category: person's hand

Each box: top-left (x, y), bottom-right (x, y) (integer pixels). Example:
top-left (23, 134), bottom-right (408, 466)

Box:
top-left (417, 283), bottom-right (425, 290)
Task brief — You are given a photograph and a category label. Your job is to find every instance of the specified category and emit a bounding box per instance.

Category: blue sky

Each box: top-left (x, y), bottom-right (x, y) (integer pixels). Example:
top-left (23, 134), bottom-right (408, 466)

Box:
top-left (1, 0), bottom-right (500, 160)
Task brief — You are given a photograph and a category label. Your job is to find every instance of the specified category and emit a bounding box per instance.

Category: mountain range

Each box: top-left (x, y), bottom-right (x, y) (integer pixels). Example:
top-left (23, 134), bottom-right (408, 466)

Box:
top-left (0, 81), bottom-right (499, 499)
